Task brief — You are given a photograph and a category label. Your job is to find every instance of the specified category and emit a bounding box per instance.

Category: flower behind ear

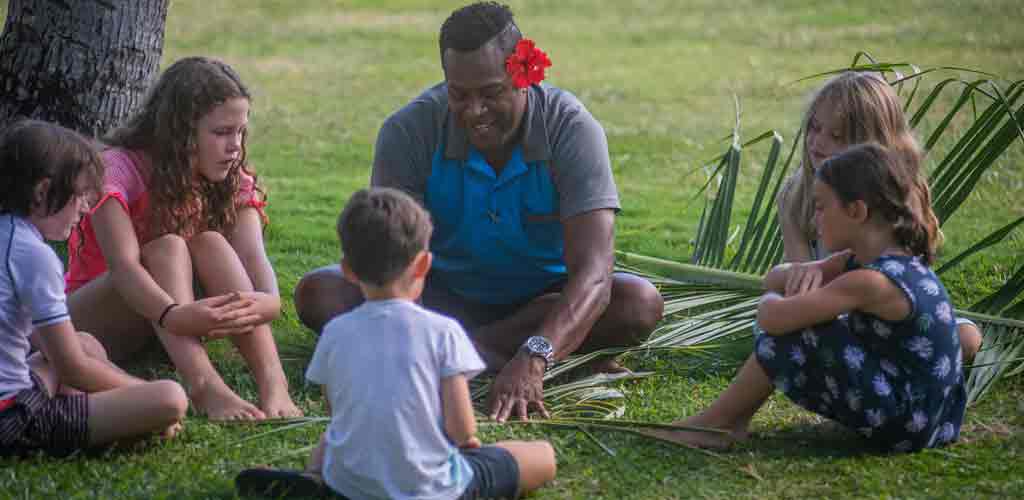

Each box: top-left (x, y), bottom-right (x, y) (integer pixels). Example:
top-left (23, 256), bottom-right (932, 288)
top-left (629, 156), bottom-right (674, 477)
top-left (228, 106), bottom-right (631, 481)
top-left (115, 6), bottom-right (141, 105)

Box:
top-left (506, 38), bottom-right (552, 89)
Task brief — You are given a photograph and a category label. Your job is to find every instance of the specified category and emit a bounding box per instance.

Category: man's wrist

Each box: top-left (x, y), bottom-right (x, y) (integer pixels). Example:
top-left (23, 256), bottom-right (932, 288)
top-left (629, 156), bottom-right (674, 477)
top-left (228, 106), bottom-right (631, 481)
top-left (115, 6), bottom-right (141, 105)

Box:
top-left (514, 350), bottom-right (548, 375)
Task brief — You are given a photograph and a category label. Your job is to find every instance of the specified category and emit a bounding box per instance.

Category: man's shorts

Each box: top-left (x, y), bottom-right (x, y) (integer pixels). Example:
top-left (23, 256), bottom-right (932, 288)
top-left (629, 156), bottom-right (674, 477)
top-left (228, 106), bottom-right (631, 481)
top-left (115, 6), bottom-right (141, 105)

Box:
top-left (0, 371), bottom-right (89, 457)
top-left (458, 445), bottom-right (520, 500)
top-left (422, 273), bottom-right (566, 331)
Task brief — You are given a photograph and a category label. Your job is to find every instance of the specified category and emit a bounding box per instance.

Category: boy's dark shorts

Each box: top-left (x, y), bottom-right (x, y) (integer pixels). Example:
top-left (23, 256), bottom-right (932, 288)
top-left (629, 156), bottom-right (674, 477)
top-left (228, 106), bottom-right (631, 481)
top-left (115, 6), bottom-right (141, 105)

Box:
top-left (0, 371), bottom-right (89, 457)
top-left (458, 445), bottom-right (520, 500)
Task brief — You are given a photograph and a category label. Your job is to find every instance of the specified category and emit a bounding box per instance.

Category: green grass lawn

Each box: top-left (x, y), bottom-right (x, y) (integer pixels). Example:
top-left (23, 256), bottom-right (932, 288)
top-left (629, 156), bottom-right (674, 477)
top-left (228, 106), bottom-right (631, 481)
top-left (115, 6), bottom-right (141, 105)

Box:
top-left (3, 0), bottom-right (1024, 498)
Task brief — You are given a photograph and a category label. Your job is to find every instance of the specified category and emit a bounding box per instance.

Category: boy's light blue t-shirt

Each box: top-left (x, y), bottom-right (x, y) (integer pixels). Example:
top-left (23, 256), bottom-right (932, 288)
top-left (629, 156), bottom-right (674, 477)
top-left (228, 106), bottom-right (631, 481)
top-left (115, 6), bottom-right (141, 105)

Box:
top-left (0, 215), bottom-right (70, 399)
top-left (306, 299), bottom-right (486, 500)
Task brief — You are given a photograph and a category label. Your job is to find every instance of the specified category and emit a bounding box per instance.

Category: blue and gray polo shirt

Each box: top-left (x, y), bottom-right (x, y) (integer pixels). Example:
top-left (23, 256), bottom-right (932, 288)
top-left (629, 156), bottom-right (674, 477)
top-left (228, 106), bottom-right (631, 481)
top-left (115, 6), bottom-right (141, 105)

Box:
top-left (371, 83), bottom-right (619, 305)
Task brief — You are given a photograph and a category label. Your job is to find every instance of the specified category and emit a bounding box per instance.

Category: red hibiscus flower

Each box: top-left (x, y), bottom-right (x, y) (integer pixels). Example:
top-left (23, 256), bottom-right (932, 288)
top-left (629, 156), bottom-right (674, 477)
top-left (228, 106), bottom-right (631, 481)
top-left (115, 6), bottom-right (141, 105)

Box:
top-left (505, 38), bottom-right (552, 89)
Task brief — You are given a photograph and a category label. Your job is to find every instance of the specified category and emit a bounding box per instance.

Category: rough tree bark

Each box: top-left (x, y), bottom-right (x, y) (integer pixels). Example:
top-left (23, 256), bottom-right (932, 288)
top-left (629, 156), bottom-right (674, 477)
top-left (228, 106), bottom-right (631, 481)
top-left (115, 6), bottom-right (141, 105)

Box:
top-left (0, 0), bottom-right (168, 137)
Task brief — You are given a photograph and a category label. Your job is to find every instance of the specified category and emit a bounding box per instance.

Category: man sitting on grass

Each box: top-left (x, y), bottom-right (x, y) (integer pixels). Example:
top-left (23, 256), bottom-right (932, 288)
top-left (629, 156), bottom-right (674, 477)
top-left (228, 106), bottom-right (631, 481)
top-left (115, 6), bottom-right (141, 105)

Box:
top-left (294, 1), bottom-right (664, 423)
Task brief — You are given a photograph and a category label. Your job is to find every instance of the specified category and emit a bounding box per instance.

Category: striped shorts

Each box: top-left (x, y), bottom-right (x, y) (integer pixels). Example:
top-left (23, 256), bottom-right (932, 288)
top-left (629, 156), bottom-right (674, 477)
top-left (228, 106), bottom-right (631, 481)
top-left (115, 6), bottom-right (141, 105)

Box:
top-left (0, 372), bottom-right (89, 457)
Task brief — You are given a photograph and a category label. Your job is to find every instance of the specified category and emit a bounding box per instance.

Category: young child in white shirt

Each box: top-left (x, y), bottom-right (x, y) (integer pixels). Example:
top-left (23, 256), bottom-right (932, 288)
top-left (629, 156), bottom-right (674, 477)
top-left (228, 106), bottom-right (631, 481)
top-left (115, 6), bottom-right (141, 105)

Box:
top-left (0, 120), bottom-right (187, 456)
top-left (237, 187), bottom-right (555, 498)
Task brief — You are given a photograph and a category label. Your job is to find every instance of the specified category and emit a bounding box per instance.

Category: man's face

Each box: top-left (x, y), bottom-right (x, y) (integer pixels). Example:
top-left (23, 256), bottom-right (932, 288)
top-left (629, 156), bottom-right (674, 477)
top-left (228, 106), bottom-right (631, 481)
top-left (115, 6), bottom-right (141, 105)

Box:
top-left (443, 43), bottom-right (528, 159)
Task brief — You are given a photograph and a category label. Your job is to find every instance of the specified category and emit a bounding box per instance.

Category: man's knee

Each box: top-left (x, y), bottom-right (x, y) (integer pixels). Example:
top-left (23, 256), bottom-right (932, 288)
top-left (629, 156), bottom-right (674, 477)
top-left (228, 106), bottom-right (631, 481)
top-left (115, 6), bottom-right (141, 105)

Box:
top-left (611, 274), bottom-right (664, 343)
top-left (294, 265), bottom-right (360, 334)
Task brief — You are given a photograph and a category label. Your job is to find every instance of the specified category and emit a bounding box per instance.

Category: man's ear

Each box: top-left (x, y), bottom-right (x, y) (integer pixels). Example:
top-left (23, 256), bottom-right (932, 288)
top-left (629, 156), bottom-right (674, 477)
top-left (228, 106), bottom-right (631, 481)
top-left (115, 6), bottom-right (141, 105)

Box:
top-left (411, 250), bottom-right (432, 279)
top-left (847, 200), bottom-right (870, 224)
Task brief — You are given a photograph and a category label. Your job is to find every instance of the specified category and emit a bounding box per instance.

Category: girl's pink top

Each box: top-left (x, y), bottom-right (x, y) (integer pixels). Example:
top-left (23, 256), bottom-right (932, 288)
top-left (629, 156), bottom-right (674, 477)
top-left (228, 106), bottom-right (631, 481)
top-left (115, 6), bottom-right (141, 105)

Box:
top-left (65, 148), bottom-right (266, 293)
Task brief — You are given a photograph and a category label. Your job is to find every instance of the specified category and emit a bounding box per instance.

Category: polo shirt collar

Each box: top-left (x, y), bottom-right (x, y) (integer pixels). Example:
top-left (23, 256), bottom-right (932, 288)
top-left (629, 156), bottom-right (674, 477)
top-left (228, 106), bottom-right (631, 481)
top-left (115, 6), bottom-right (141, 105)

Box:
top-left (444, 84), bottom-right (550, 163)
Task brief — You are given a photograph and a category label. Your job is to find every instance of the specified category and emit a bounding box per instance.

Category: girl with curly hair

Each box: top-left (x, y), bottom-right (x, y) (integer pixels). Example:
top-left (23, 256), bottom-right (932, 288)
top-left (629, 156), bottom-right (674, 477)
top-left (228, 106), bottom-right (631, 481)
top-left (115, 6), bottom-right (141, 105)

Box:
top-left (66, 57), bottom-right (301, 421)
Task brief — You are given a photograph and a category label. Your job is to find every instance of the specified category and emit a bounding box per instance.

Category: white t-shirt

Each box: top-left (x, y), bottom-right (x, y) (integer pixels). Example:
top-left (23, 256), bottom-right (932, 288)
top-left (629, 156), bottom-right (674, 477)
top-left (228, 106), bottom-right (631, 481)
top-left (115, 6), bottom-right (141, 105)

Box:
top-left (306, 299), bottom-right (486, 500)
top-left (0, 214), bottom-right (70, 399)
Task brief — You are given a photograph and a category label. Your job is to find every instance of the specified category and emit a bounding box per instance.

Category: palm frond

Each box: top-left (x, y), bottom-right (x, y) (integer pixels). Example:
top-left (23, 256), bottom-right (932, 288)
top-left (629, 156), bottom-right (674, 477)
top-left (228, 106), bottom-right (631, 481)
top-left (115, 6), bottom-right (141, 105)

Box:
top-left (958, 311), bottom-right (1024, 405)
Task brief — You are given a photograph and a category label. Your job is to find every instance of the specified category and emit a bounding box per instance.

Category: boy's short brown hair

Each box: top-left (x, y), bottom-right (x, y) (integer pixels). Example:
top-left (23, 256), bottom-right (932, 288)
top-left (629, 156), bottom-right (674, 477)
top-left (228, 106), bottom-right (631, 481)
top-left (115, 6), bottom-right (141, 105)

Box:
top-left (336, 188), bottom-right (433, 287)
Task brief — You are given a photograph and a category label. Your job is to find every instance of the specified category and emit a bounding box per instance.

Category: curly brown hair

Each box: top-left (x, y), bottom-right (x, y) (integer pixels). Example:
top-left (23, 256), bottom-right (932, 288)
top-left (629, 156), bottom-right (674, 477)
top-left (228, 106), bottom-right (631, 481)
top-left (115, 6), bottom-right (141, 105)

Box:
top-left (104, 56), bottom-right (263, 239)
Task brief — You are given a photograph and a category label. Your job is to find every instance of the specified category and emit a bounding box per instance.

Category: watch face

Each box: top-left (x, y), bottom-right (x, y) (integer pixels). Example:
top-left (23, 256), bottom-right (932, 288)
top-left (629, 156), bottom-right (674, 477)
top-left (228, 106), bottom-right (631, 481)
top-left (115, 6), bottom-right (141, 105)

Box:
top-left (527, 336), bottom-right (553, 355)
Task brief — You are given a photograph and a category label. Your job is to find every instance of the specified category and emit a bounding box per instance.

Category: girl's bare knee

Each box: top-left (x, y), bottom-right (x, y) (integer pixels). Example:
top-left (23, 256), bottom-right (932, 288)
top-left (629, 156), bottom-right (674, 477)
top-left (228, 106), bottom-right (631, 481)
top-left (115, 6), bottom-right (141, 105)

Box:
top-left (957, 324), bottom-right (982, 362)
top-left (152, 380), bottom-right (189, 421)
top-left (76, 331), bottom-right (108, 359)
top-left (187, 231), bottom-right (229, 254)
top-left (141, 234), bottom-right (189, 265)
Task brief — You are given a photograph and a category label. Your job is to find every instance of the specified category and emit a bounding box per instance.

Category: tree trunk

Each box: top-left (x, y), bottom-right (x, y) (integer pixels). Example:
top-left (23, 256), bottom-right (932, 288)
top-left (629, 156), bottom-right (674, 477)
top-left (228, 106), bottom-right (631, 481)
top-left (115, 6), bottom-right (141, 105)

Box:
top-left (0, 0), bottom-right (168, 137)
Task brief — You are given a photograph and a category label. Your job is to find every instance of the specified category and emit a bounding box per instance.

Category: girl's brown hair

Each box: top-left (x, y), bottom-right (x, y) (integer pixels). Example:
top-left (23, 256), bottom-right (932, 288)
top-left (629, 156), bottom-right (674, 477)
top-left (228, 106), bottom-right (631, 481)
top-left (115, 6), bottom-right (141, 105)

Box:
top-left (0, 119), bottom-right (104, 216)
top-left (816, 143), bottom-right (942, 264)
top-left (777, 71), bottom-right (941, 253)
top-left (104, 56), bottom-right (262, 239)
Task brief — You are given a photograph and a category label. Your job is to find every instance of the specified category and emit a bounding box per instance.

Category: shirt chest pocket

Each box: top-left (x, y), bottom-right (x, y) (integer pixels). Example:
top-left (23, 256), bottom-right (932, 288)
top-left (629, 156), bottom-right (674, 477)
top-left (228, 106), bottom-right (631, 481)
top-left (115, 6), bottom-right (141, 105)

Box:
top-left (516, 168), bottom-right (562, 249)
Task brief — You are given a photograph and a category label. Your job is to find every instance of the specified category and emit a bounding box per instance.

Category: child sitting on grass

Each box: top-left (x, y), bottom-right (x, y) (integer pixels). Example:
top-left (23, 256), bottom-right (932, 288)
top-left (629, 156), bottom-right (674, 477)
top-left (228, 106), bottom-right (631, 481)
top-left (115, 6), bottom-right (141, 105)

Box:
top-left (776, 71), bottom-right (982, 362)
top-left (237, 187), bottom-right (556, 498)
top-left (652, 143), bottom-right (966, 453)
top-left (0, 120), bottom-right (187, 456)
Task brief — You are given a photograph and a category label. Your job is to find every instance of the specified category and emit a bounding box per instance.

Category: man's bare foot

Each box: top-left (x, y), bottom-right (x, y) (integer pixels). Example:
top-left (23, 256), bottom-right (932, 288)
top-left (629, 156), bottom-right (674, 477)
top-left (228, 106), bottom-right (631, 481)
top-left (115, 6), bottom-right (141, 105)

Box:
top-left (641, 417), bottom-right (749, 450)
top-left (191, 382), bottom-right (266, 421)
top-left (260, 390), bottom-right (303, 419)
top-left (586, 357), bottom-right (632, 375)
top-left (569, 357), bottom-right (633, 379)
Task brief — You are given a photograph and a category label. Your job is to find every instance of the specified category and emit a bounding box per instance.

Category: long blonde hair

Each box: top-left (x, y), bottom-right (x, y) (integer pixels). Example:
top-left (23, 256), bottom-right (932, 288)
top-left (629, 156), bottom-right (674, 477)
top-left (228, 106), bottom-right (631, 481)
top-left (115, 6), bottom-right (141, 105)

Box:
top-left (777, 71), bottom-right (940, 249)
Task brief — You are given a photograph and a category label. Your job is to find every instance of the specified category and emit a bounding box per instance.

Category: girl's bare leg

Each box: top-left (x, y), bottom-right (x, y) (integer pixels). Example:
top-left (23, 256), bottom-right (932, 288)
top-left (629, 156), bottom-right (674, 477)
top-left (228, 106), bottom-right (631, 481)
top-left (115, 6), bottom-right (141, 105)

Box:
top-left (86, 380), bottom-right (188, 445)
top-left (649, 354), bottom-right (775, 449)
top-left (490, 440), bottom-right (557, 496)
top-left (957, 322), bottom-right (982, 364)
top-left (68, 275), bottom-right (152, 361)
top-left (27, 344), bottom-right (188, 444)
top-left (141, 234), bottom-right (265, 420)
top-left (189, 232), bottom-right (301, 418)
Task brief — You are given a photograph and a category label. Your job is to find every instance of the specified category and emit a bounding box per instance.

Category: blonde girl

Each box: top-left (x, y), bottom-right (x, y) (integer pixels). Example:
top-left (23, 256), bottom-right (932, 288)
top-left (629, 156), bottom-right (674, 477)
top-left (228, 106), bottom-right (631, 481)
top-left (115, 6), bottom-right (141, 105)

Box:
top-left (777, 71), bottom-right (982, 361)
top-left (66, 57), bottom-right (301, 421)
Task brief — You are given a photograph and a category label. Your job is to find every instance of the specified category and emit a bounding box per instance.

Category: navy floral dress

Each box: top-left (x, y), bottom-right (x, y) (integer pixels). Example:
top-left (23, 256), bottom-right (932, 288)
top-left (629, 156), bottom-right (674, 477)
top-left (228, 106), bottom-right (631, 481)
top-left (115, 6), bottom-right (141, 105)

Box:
top-left (754, 254), bottom-right (967, 452)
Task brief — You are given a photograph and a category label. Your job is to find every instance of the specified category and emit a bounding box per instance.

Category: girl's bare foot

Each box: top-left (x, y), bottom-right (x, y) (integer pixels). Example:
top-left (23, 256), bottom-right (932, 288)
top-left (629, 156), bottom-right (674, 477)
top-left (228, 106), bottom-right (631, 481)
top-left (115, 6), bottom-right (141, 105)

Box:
top-left (162, 421), bottom-right (184, 439)
top-left (642, 417), bottom-right (749, 450)
top-left (260, 389), bottom-right (303, 419)
top-left (191, 382), bottom-right (266, 421)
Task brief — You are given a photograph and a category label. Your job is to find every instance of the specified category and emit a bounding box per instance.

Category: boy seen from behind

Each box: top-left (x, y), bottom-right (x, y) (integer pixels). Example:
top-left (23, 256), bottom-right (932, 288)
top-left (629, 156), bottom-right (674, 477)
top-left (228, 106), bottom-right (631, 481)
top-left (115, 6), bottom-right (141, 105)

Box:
top-left (241, 187), bottom-right (555, 499)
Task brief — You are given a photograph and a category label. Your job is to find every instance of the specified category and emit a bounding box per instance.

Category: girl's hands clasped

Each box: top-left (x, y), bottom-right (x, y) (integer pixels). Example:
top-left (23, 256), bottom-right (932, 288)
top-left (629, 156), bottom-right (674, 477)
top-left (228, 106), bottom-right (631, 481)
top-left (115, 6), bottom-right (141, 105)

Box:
top-left (161, 292), bottom-right (263, 339)
top-left (785, 249), bottom-right (853, 297)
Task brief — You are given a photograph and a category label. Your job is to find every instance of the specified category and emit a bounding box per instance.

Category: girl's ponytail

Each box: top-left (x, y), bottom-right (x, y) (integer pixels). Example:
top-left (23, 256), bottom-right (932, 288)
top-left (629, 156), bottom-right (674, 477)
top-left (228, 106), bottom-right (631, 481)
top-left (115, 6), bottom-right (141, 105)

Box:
top-left (816, 143), bottom-right (942, 264)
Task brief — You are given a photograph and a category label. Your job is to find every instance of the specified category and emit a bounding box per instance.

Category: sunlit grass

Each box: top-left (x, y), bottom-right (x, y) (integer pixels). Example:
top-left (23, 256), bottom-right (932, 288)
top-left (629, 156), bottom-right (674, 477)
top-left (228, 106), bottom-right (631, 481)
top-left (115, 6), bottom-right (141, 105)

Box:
top-left (2, 0), bottom-right (1023, 498)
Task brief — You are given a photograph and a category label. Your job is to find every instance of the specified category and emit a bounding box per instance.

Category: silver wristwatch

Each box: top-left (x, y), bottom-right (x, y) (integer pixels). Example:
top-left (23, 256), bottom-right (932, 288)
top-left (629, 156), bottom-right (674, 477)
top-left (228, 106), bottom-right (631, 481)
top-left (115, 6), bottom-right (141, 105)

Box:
top-left (519, 335), bottom-right (554, 368)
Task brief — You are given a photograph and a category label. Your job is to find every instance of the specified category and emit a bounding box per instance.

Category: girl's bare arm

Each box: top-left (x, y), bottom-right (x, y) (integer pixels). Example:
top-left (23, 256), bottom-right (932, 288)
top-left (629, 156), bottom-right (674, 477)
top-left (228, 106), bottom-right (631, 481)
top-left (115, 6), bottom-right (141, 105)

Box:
top-left (35, 321), bottom-right (141, 392)
top-left (227, 207), bottom-right (281, 323)
top-left (757, 269), bottom-right (909, 334)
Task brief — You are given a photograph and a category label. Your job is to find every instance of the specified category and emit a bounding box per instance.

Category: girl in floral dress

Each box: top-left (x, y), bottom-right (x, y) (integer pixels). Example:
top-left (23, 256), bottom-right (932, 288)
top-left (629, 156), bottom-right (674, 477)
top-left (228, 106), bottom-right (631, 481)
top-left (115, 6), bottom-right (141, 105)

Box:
top-left (653, 143), bottom-right (966, 452)
top-left (776, 71), bottom-right (981, 362)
